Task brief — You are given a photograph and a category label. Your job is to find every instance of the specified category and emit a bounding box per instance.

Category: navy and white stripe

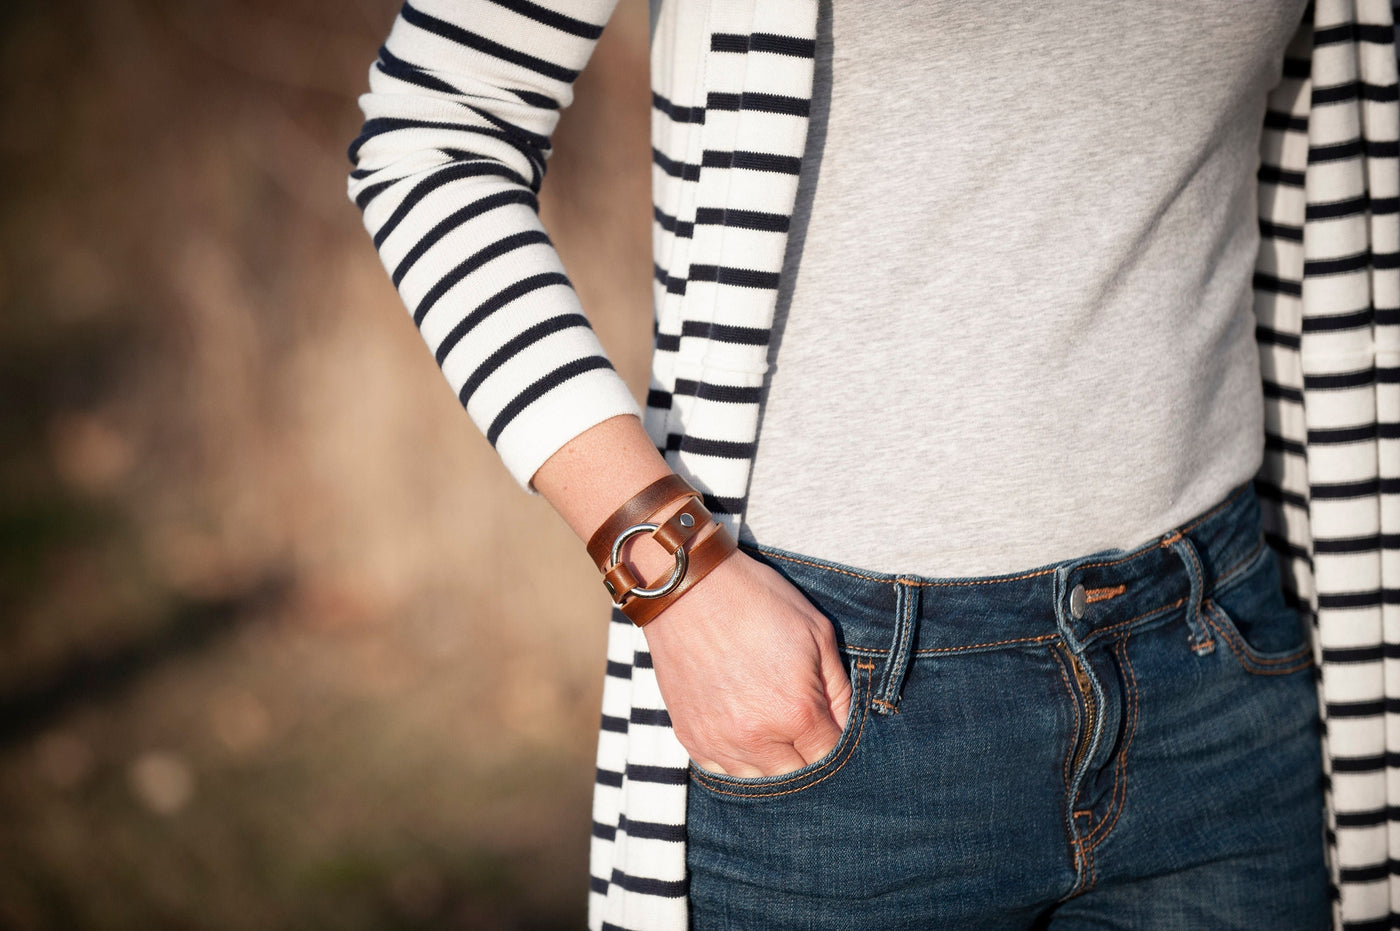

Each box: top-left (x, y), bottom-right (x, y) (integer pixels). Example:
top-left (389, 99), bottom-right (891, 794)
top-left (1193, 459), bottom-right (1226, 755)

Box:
top-left (1254, 2), bottom-right (1400, 927)
top-left (347, 0), bottom-right (642, 495)
top-left (351, 1), bottom-right (1400, 927)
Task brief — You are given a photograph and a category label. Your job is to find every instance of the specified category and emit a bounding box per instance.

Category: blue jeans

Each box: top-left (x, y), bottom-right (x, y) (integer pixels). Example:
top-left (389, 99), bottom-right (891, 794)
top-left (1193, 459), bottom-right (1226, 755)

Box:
top-left (686, 480), bottom-right (1330, 929)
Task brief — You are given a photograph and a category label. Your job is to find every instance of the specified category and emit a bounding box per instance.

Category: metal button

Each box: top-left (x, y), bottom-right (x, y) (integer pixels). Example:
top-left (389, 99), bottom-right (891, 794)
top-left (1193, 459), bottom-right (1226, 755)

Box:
top-left (1069, 583), bottom-right (1087, 619)
top-left (679, 512), bottom-right (695, 528)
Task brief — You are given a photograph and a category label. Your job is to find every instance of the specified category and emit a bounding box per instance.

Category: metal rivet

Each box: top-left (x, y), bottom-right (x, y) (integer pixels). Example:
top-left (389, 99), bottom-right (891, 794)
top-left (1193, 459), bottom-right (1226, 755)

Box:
top-left (679, 512), bottom-right (695, 528)
top-left (1069, 583), bottom-right (1087, 620)
top-left (604, 580), bottom-right (616, 596)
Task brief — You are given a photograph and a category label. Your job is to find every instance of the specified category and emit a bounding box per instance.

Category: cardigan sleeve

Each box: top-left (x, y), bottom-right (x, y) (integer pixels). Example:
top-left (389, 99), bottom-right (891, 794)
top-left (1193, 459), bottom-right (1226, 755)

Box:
top-left (346, 0), bottom-right (642, 495)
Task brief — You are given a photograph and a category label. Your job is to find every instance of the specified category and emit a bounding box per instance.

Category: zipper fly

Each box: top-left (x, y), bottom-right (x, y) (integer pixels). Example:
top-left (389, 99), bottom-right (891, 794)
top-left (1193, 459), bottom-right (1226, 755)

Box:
top-left (1069, 651), bottom-right (1096, 776)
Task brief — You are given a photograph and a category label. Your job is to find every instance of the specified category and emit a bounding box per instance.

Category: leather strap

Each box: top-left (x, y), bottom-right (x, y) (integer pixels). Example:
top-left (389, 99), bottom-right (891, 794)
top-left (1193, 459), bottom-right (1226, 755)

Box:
top-left (619, 524), bottom-right (738, 627)
top-left (602, 562), bottom-right (641, 602)
top-left (600, 496), bottom-right (717, 604)
top-left (585, 474), bottom-right (697, 570)
top-left (652, 496), bottom-right (713, 553)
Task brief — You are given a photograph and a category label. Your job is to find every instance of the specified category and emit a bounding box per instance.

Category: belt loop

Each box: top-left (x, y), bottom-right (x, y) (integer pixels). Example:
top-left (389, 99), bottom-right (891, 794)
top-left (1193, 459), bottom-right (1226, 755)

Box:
top-left (874, 579), bottom-right (919, 715)
top-left (1160, 529), bottom-right (1215, 655)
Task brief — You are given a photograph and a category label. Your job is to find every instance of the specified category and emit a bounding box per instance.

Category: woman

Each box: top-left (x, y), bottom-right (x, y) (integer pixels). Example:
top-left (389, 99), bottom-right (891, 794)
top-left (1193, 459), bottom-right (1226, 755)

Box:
top-left (348, 1), bottom-right (1400, 927)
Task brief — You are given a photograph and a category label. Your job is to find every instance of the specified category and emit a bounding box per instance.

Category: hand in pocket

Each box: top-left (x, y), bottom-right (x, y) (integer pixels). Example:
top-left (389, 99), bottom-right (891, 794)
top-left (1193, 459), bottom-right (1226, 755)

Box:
top-left (642, 548), bottom-right (853, 778)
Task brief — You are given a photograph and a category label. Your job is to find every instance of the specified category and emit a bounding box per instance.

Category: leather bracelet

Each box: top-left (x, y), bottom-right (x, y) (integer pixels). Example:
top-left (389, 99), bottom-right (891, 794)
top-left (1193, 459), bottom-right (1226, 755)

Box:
top-left (585, 474), bottom-right (697, 571)
top-left (618, 523), bottom-right (737, 626)
top-left (588, 474), bottom-right (738, 626)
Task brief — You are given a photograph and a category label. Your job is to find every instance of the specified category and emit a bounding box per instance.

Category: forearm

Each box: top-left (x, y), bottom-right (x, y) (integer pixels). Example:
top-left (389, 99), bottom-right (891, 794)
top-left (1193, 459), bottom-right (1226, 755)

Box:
top-left (348, 0), bottom-right (640, 496)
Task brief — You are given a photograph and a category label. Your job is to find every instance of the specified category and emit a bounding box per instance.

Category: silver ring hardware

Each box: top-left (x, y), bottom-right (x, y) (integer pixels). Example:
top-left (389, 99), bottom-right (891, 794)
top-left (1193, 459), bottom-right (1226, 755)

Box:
top-left (608, 522), bottom-right (689, 600)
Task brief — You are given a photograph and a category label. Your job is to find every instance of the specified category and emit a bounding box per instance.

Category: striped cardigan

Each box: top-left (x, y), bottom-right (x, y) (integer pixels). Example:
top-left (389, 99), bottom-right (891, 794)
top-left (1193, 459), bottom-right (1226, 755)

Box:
top-left (348, 1), bottom-right (1400, 927)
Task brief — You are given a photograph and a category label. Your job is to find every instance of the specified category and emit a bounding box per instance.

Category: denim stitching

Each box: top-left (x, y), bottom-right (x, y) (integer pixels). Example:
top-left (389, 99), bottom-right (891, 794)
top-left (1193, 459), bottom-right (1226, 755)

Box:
top-left (1085, 635), bottom-right (1139, 850)
top-left (841, 633), bottom-right (1066, 657)
top-left (1064, 826), bottom-right (1094, 898)
top-left (1201, 602), bottom-right (1314, 675)
top-left (1202, 602), bottom-right (1312, 665)
top-left (1164, 532), bottom-right (1215, 653)
top-left (1209, 534), bottom-right (1266, 594)
top-left (1053, 642), bottom-right (1093, 899)
top-left (1050, 646), bottom-right (1079, 792)
top-left (913, 632), bottom-right (1062, 654)
top-left (1083, 532), bottom-right (1268, 643)
top-left (1084, 584), bottom-right (1126, 603)
top-left (852, 597), bottom-right (1199, 659)
top-left (1067, 841), bottom-right (1084, 896)
top-left (1071, 598), bottom-right (1186, 641)
top-left (740, 543), bottom-right (1059, 585)
top-left (877, 580), bottom-right (917, 712)
top-left (1076, 834), bottom-right (1096, 893)
top-left (1088, 634), bottom-right (1140, 849)
top-left (912, 570), bottom-right (1056, 587)
top-left (688, 661), bottom-right (875, 797)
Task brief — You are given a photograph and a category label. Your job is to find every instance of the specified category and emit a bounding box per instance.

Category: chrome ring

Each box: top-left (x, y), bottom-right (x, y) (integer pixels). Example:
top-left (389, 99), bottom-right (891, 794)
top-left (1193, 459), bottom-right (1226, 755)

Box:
top-left (609, 522), bottom-right (688, 599)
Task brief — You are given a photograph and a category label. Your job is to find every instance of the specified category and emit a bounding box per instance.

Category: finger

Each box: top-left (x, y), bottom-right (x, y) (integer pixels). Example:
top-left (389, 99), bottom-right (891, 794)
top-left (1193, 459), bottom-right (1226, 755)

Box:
top-left (755, 743), bottom-right (810, 777)
top-left (692, 756), bottom-right (727, 775)
top-left (790, 703), bottom-right (844, 766)
top-left (815, 627), bottom-right (853, 728)
top-left (713, 740), bottom-right (809, 778)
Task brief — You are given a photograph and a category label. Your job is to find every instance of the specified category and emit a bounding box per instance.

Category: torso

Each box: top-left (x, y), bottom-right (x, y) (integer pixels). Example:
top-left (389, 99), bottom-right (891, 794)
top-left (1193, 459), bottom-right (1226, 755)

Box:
top-left (740, 0), bottom-right (1308, 576)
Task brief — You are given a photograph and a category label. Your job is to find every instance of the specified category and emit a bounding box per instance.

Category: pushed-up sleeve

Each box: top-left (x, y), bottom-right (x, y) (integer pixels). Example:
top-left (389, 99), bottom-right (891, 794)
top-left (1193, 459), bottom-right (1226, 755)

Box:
top-left (347, 0), bottom-right (641, 494)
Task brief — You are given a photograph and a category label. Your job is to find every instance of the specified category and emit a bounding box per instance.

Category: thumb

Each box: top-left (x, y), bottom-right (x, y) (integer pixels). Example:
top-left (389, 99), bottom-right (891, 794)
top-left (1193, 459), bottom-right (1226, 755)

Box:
top-left (816, 626), bottom-right (853, 730)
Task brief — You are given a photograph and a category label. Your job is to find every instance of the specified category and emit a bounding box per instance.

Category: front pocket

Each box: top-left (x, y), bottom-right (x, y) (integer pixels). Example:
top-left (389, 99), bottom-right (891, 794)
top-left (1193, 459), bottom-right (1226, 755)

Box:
top-left (688, 658), bottom-right (876, 800)
top-left (1201, 544), bottom-right (1313, 675)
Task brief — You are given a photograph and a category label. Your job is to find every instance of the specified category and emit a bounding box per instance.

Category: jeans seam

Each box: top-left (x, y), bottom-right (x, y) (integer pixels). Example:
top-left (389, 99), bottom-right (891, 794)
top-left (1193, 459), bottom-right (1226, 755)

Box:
top-left (741, 543), bottom-right (1061, 586)
top-left (876, 580), bottom-right (917, 713)
top-left (1085, 835), bottom-right (1098, 892)
top-left (1066, 479), bottom-right (1245, 577)
top-left (1051, 647), bottom-right (1079, 794)
top-left (1163, 531), bottom-right (1216, 653)
top-left (1208, 534), bottom-right (1267, 597)
top-left (838, 632), bottom-right (1065, 657)
top-left (1084, 635), bottom-right (1139, 850)
top-left (1077, 599), bottom-right (1186, 643)
top-left (1084, 583), bottom-right (1126, 604)
top-left (1201, 602), bottom-right (1314, 674)
top-left (914, 632), bottom-right (1062, 654)
top-left (1053, 642), bottom-right (1092, 899)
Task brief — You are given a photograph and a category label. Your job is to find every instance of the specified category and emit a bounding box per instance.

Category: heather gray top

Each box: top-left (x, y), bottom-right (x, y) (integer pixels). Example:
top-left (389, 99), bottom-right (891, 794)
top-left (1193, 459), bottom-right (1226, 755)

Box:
top-left (740, 0), bottom-right (1307, 577)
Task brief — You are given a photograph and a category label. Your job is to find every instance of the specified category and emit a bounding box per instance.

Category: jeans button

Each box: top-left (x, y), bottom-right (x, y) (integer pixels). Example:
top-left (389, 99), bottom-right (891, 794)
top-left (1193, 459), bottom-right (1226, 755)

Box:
top-left (1069, 583), bottom-right (1087, 619)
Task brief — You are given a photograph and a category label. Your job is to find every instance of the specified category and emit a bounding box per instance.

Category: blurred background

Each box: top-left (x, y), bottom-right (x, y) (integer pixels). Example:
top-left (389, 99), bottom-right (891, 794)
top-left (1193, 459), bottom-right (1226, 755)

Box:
top-left (0, 0), bottom-right (653, 927)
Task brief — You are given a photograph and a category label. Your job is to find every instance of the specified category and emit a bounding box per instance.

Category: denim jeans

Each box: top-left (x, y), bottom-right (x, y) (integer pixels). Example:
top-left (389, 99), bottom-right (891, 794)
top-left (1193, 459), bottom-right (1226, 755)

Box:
top-left (686, 480), bottom-right (1330, 929)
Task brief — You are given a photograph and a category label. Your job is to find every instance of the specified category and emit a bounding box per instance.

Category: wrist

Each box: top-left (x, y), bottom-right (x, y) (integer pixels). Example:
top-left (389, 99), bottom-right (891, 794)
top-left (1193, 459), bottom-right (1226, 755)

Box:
top-left (530, 414), bottom-right (675, 544)
top-left (622, 508), bottom-right (721, 588)
top-left (587, 474), bottom-right (736, 626)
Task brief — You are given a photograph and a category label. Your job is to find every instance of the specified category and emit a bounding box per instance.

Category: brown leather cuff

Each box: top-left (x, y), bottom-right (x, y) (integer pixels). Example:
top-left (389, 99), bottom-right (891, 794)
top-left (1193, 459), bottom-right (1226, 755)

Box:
top-left (587, 473), bottom-right (737, 627)
top-left (618, 524), bottom-right (737, 627)
top-left (585, 473), bottom-right (697, 570)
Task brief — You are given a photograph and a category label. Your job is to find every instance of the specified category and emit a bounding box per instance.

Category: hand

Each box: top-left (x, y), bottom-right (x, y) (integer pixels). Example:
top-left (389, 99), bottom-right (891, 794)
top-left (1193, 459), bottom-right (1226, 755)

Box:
top-left (641, 547), bottom-right (853, 778)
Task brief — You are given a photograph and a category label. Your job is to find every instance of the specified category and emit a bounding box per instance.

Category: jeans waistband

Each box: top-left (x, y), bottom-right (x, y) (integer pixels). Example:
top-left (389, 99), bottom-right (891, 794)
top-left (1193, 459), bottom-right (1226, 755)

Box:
top-left (737, 478), bottom-right (1268, 659)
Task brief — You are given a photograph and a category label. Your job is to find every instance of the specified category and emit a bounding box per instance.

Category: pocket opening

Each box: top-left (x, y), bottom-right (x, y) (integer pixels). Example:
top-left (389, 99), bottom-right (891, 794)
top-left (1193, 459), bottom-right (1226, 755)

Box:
top-left (1201, 546), bottom-right (1313, 675)
top-left (688, 658), bottom-right (875, 799)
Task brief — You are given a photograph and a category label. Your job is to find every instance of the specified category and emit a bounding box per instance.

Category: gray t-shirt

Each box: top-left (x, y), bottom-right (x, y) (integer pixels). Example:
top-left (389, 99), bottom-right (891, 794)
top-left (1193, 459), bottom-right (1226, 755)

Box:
top-left (739, 0), bottom-right (1308, 577)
